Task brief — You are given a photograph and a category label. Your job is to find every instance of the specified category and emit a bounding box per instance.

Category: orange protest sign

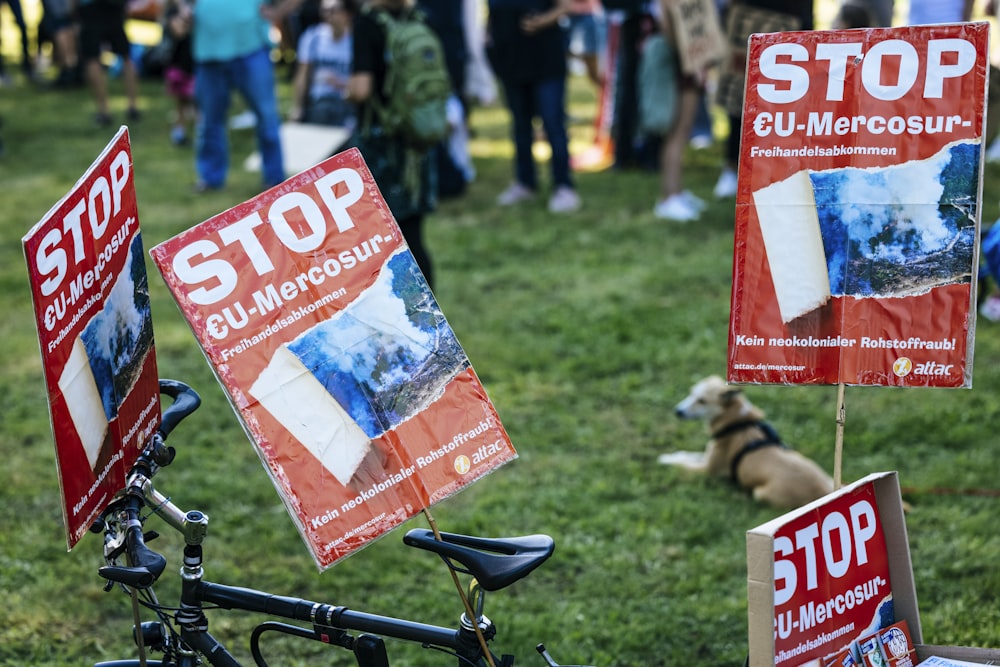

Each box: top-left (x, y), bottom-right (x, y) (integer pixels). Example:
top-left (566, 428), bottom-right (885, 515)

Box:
top-left (150, 149), bottom-right (516, 569)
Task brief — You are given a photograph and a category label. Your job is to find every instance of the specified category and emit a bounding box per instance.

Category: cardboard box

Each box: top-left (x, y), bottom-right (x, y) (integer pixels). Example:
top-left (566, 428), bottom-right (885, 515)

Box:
top-left (747, 472), bottom-right (999, 667)
top-left (748, 472), bottom-right (921, 666)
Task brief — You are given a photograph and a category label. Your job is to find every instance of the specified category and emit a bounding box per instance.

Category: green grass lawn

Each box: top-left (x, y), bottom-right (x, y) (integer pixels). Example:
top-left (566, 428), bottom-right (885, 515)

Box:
top-left (3, 23), bottom-right (1000, 667)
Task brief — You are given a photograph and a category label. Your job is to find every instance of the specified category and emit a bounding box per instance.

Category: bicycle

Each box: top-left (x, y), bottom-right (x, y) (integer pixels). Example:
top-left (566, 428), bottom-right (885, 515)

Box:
top-left (91, 379), bottom-right (590, 667)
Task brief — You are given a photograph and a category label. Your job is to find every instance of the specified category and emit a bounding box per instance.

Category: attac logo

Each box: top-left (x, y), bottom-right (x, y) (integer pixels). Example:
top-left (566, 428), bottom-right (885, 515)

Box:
top-left (914, 361), bottom-right (954, 376)
top-left (892, 357), bottom-right (954, 377)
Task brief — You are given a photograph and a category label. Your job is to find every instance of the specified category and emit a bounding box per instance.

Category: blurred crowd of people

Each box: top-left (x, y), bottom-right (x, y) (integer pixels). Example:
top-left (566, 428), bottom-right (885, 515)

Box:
top-left (2, 0), bottom-right (1000, 290)
top-left (607, 0), bottom-right (1000, 222)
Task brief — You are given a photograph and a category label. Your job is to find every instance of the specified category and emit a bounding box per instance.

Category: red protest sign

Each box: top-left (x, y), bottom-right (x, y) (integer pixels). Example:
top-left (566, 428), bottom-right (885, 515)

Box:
top-left (748, 476), bottom-right (900, 667)
top-left (149, 148), bottom-right (516, 570)
top-left (728, 24), bottom-right (988, 387)
top-left (23, 127), bottom-right (160, 549)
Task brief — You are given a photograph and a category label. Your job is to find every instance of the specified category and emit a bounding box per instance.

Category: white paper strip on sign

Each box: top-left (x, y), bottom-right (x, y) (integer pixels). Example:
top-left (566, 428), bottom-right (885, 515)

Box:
top-left (249, 344), bottom-right (372, 486)
top-left (58, 336), bottom-right (109, 470)
top-left (752, 169), bottom-right (831, 323)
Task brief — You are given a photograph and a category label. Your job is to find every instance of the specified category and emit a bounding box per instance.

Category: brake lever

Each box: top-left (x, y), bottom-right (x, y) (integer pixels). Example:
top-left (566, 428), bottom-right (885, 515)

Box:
top-left (99, 511), bottom-right (167, 589)
top-left (105, 530), bottom-right (160, 563)
top-left (99, 554), bottom-right (166, 589)
top-left (99, 563), bottom-right (157, 588)
top-left (99, 510), bottom-right (160, 590)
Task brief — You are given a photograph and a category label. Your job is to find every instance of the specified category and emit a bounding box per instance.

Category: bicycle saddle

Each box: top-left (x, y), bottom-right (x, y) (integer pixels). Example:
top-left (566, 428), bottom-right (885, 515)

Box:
top-left (403, 529), bottom-right (554, 591)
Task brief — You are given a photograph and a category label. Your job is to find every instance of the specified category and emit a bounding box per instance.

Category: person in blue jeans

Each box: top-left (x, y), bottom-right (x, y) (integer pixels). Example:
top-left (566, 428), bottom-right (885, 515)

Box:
top-left (191, 0), bottom-right (300, 192)
top-left (487, 0), bottom-right (581, 213)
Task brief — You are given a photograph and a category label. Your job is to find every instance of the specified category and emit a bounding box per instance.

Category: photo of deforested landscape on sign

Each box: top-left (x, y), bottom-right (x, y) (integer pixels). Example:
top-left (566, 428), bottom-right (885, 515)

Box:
top-left (79, 233), bottom-right (154, 419)
top-left (753, 140), bottom-right (980, 324)
top-left (812, 140), bottom-right (979, 298)
top-left (58, 233), bottom-right (154, 470)
top-left (247, 249), bottom-right (470, 486)
top-left (283, 249), bottom-right (468, 437)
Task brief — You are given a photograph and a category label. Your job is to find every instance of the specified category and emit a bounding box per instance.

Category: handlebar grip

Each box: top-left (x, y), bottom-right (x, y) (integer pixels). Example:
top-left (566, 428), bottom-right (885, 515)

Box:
top-left (157, 379), bottom-right (201, 440)
top-left (99, 519), bottom-right (167, 589)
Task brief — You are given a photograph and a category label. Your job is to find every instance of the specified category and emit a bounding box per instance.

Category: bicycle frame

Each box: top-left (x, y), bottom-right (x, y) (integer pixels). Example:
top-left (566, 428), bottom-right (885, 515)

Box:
top-left (94, 381), bottom-right (579, 667)
top-left (130, 488), bottom-right (489, 667)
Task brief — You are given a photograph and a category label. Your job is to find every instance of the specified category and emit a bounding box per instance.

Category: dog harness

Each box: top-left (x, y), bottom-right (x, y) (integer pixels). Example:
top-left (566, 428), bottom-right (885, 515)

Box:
top-left (710, 420), bottom-right (788, 483)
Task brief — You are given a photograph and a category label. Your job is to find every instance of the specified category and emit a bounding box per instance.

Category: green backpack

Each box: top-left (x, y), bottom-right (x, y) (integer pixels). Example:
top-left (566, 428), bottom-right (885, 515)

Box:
top-left (367, 7), bottom-right (451, 150)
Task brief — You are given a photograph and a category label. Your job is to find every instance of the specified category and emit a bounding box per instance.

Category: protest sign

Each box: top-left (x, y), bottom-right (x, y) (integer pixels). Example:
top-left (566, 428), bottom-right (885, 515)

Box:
top-left (23, 127), bottom-right (160, 549)
top-left (748, 472), bottom-right (1000, 667)
top-left (747, 472), bottom-right (920, 667)
top-left (728, 24), bottom-right (989, 387)
top-left (665, 0), bottom-right (725, 76)
top-left (149, 148), bottom-right (516, 570)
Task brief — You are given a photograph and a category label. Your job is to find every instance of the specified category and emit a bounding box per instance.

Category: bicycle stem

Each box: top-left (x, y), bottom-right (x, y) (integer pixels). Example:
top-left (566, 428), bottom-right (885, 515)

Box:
top-left (144, 485), bottom-right (209, 546)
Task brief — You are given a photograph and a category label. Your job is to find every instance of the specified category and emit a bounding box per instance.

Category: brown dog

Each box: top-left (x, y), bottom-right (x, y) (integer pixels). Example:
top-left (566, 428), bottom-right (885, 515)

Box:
top-left (658, 375), bottom-right (834, 509)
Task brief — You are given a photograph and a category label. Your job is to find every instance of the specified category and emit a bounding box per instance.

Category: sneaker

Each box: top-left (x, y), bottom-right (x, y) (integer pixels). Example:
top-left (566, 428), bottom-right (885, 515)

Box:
top-left (980, 295), bottom-right (1000, 322)
top-left (681, 189), bottom-right (707, 212)
top-left (689, 134), bottom-right (713, 150)
top-left (94, 112), bottom-right (113, 128)
top-left (713, 167), bottom-right (738, 199)
top-left (496, 182), bottom-right (536, 206)
top-left (654, 194), bottom-right (700, 222)
top-left (548, 186), bottom-right (581, 213)
top-left (229, 109), bottom-right (257, 129)
top-left (170, 125), bottom-right (188, 146)
top-left (125, 107), bottom-right (142, 122)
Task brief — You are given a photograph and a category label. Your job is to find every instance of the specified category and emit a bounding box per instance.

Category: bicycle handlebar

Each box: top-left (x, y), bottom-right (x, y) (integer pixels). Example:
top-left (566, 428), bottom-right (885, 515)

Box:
top-left (157, 379), bottom-right (202, 440)
top-left (98, 380), bottom-right (202, 589)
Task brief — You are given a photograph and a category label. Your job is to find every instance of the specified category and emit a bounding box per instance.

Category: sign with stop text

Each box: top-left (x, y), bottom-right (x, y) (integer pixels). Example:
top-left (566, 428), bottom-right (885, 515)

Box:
top-left (747, 472), bottom-right (920, 667)
top-left (728, 24), bottom-right (988, 387)
top-left (149, 148), bottom-right (516, 570)
top-left (23, 127), bottom-right (161, 550)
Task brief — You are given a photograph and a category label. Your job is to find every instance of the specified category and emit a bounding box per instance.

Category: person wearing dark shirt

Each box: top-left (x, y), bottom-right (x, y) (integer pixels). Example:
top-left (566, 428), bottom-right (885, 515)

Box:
top-left (347, 0), bottom-right (438, 287)
top-left (488, 0), bottom-right (582, 213)
top-left (416, 0), bottom-right (468, 97)
top-left (77, 0), bottom-right (141, 126)
top-left (713, 0), bottom-right (814, 199)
